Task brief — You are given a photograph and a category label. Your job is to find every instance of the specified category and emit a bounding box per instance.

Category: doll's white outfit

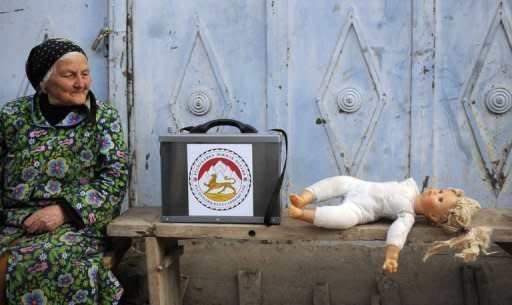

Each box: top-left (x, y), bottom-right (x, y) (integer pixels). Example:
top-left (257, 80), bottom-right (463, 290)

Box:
top-left (305, 176), bottom-right (419, 249)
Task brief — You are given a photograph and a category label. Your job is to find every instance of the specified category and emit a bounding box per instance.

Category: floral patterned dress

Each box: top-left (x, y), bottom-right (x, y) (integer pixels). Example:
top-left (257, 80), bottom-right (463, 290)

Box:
top-left (0, 94), bottom-right (128, 305)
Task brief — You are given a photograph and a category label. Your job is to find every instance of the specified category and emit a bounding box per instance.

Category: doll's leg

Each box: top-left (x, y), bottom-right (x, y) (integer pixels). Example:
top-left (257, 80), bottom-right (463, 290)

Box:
top-left (289, 189), bottom-right (315, 208)
top-left (313, 203), bottom-right (359, 229)
top-left (288, 204), bottom-right (315, 223)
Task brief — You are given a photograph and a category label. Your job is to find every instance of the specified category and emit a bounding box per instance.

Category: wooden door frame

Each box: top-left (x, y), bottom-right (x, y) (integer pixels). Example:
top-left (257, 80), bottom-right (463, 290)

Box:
top-left (108, 0), bottom-right (131, 209)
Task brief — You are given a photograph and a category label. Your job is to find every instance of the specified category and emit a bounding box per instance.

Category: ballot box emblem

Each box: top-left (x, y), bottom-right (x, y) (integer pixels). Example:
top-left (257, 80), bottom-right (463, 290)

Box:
top-left (188, 144), bottom-right (254, 215)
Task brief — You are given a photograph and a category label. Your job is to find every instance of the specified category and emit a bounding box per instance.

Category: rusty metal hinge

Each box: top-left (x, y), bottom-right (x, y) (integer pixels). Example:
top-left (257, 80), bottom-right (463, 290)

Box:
top-left (91, 26), bottom-right (112, 52)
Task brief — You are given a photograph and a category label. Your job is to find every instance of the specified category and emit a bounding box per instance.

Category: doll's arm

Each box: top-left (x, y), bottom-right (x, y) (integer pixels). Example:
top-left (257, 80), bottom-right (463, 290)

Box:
top-left (306, 176), bottom-right (360, 202)
top-left (382, 212), bottom-right (415, 272)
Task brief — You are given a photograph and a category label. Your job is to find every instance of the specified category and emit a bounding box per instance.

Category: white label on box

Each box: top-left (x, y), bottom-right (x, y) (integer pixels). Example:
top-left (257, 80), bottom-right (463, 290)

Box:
top-left (187, 144), bottom-right (254, 216)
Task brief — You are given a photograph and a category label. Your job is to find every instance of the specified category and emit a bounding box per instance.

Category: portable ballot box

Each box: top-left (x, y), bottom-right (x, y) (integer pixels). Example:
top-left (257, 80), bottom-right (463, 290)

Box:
top-left (160, 131), bottom-right (283, 224)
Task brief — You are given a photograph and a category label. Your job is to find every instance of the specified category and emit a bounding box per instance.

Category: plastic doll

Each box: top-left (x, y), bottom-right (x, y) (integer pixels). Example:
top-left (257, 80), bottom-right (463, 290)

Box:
top-left (288, 176), bottom-right (491, 272)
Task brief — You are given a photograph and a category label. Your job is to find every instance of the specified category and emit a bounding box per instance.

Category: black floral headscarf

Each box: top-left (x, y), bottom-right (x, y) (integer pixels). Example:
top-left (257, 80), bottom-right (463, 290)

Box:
top-left (25, 38), bottom-right (87, 90)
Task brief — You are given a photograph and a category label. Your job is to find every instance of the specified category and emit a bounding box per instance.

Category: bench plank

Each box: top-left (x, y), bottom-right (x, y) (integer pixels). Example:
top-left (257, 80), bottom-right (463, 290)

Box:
top-left (108, 207), bottom-right (160, 237)
top-left (108, 207), bottom-right (512, 243)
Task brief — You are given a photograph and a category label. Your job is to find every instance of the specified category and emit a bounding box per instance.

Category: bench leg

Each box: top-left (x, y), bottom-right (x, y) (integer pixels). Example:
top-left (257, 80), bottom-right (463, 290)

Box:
top-left (145, 237), bottom-right (182, 305)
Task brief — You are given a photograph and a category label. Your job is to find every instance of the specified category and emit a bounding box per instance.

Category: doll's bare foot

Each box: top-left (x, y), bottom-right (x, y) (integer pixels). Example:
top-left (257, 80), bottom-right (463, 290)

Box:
top-left (288, 204), bottom-right (304, 219)
top-left (289, 193), bottom-right (305, 208)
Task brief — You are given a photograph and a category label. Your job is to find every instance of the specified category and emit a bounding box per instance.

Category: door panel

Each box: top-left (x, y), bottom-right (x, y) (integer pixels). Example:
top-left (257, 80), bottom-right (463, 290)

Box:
top-left (287, 1), bottom-right (412, 191)
top-left (435, 0), bottom-right (512, 207)
top-left (131, 0), bottom-right (268, 205)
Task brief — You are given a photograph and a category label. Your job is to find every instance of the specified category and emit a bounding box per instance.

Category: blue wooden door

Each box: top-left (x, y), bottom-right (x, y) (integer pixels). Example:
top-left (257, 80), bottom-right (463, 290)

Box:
top-left (125, 0), bottom-right (512, 207)
top-left (3, 1), bottom-right (511, 208)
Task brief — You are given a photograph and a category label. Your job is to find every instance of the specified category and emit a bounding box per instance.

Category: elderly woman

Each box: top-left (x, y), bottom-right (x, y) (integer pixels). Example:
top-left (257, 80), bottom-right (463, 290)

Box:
top-left (0, 39), bottom-right (128, 304)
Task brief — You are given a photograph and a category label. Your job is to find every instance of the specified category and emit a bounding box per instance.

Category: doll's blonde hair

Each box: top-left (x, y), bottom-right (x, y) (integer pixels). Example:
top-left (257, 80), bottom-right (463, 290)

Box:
top-left (423, 189), bottom-right (492, 263)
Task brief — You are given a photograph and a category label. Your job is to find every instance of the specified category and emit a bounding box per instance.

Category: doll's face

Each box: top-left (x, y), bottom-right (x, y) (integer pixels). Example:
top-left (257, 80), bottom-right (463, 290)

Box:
top-left (416, 188), bottom-right (459, 223)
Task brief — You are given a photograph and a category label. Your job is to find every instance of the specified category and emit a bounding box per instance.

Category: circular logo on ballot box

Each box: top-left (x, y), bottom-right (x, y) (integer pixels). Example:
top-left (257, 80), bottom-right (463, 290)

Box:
top-left (189, 148), bottom-right (252, 211)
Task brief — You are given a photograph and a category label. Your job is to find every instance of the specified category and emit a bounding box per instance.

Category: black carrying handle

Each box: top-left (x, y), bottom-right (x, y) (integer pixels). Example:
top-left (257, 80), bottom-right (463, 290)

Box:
top-left (181, 119), bottom-right (258, 134)
top-left (264, 128), bottom-right (287, 226)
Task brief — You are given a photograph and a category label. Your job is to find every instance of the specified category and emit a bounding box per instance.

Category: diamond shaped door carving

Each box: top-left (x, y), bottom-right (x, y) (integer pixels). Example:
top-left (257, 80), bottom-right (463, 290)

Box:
top-left (461, 3), bottom-right (512, 194)
top-left (170, 17), bottom-right (233, 130)
top-left (316, 10), bottom-right (386, 175)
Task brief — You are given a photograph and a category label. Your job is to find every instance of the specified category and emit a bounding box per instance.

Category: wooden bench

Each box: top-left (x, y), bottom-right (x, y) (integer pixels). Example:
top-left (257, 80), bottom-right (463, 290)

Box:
top-left (107, 207), bottom-right (512, 305)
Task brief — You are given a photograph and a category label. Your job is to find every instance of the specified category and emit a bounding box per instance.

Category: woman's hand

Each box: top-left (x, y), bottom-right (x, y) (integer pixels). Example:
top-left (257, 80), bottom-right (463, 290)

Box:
top-left (382, 244), bottom-right (400, 273)
top-left (24, 205), bottom-right (69, 234)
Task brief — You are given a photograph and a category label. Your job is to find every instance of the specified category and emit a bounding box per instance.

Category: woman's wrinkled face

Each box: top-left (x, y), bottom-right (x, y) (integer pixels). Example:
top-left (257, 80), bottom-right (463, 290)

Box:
top-left (416, 188), bottom-right (459, 223)
top-left (40, 53), bottom-right (91, 106)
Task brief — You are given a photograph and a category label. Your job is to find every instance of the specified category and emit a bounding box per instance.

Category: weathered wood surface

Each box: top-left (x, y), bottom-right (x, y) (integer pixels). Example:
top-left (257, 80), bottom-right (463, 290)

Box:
top-left (313, 282), bottom-right (330, 305)
top-left (107, 207), bottom-right (512, 243)
top-left (237, 270), bottom-right (261, 305)
top-left (145, 238), bottom-right (182, 305)
top-left (108, 207), bottom-right (160, 237)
